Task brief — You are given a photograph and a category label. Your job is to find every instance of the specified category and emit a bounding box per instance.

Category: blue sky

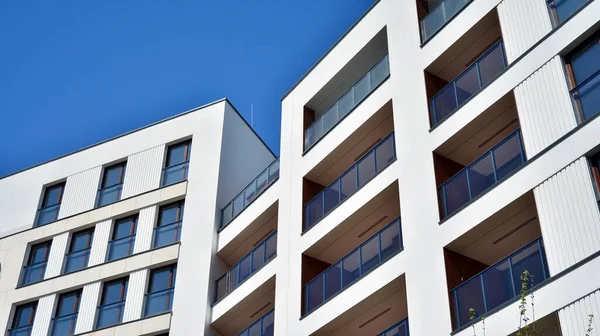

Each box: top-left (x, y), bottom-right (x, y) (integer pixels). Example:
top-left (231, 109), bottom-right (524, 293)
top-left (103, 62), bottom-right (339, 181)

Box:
top-left (0, 0), bottom-right (374, 177)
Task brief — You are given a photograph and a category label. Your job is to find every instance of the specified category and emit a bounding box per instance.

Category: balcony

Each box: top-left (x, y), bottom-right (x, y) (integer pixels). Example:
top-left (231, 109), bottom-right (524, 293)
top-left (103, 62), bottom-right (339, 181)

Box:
top-left (221, 159), bottom-right (280, 230)
top-left (214, 231), bottom-right (277, 303)
top-left (572, 68), bottom-right (600, 122)
top-left (235, 310), bottom-right (274, 336)
top-left (304, 133), bottom-right (396, 231)
top-left (548, 0), bottom-right (592, 26)
top-left (304, 217), bottom-right (402, 315)
top-left (419, 0), bottom-right (473, 43)
top-left (378, 318), bottom-right (409, 336)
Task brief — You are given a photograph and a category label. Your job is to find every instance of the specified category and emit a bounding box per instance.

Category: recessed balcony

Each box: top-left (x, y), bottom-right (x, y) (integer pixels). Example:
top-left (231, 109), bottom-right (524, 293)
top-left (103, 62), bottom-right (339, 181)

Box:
top-left (418, 0), bottom-right (474, 43)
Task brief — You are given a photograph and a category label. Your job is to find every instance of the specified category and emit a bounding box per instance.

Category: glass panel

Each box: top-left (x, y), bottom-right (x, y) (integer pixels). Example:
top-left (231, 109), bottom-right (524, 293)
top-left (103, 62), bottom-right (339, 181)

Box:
top-left (445, 0), bottom-right (469, 19)
top-left (341, 249), bottom-right (360, 287)
top-left (482, 259), bottom-right (513, 312)
top-left (238, 255), bottom-right (252, 283)
top-left (57, 292), bottom-right (80, 316)
top-left (256, 171), bottom-right (269, 194)
top-left (222, 203), bottom-right (233, 227)
top-left (421, 3), bottom-right (446, 41)
top-left (215, 275), bottom-right (228, 302)
top-left (269, 160), bottom-right (280, 183)
top-left (340, 166), bottom-right (358, 201)
top-left (233, 194), bottom-right (245, 218)
top-left (153, 222), bottom-right (181, 248)
top-left (575, 72), bottom-right (600, 121)
top-left (338, 89), bottom-right (355, 119)
top-left (306, 194), bottom-right (324, 229)
top-left (166, 143), bottom-right (188, 166)
top-left (107, 237), bottom-right (134, 262)
top-left (262, 311), bottom-right (274, 336)
top-left (455, 66), bottom-right (480, 105)
top-left (149, 268), bottom-right (171, 292)
top-left (64, 250), bottom-right (90, 273)
top-left (354, 73), bottom-right (371, 104)
top-left (493, 134), bottom-right (523, 180)
top-left (245, 183), bottom-right (257, 205)
top-left (22, 262), bottom-right (47, 285)
top-left (468, 153), bottom-right (495, 199)
top-left (375, 137), bottom-right (395, 170)
top-left (478, 45), bottom-right (505, 86)
top-left (431, 85), bottom-right (458, 124)
top-left (43, 185), bottom-right (63, 207)
top-left (371, 56), bottom-right (390, 88)
top-left (96, 302), bottom-right (124, 329)
top-left (442, 170), bottom-right (470, 216)
top-left (230, 266), bottom-right (240, 290)
top-left (323, 180), bottom-right (340, 214)
top-left (159, 204), bottom-right (181, 225)
top-left (311, 118), bottom-right (324, 148)
top-left (252, 244), bottom-right (265, 272)
top-left (380, 222), bottom-right (401, 260)
top-left (306, 278), bottom-right (324, 312)
top-left (248, 321), bottom-right (261, 336)
top-left (51, 315), bottom-right (77, 336)
top-left (324, 262), bottom-right (342, 299)
top-left (113, 219), bottom-right (134, 239)
top-left (361, 236), bottom-right (380, 274)
top-left (37, 204), bottom-right (60, 226)
top-left (144, 289), bottom-right (173, 317)
top-left (357, 152), bottom-right (376, 187)
top-left (569, 35), bottom-right (600, 85)
top-left (30, 245), bottom-right (49, 263)
top-left (322, 105), bottom-right (339, 134)
top-left (97, 184), bottom-right (122, 207)
top-left (265, 234), bottom-right (277, 259)
top-left (552, 0), bottom-right (590, 24)
top-left (511, 243), bottom-right (545, 292)
top-left (102, 165), bottom-right (123, 188)
top-left (454, 278), bottom-right (485, 327)
top-left (102, 281), bottom-right (126, 305)
top-left (162, 163), bottom-right (188, 186)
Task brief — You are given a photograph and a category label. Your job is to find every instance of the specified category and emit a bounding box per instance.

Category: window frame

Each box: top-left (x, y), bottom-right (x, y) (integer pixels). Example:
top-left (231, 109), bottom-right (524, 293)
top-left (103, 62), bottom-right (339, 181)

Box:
top-left (35, 181), bottom-right (66, 226)
top-left (21, 240), bottom-right (52, 285)
top-left (161, 140), bottom-right (192, 186)
top-left (144, 264), bottom-right (177, 316)
top-left (11, 301), bottom-right (37, 330)
top-left (51, 289), bottom-right (82, 336)
top-left (96, 161), bottom-right (127, 208)
top-left (63, 228), bottom-right (94, 274)
top-left (153, 201), bottom-right (184, 248)
top-left (95, 277), bottom-right (128, 329)
top-left (106, 215), bottom-right (138, 262)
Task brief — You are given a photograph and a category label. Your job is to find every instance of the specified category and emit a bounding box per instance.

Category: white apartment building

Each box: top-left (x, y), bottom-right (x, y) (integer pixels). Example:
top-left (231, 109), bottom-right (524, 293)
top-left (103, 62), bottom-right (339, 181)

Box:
top-left (1, 0), bottom-right (600, 335)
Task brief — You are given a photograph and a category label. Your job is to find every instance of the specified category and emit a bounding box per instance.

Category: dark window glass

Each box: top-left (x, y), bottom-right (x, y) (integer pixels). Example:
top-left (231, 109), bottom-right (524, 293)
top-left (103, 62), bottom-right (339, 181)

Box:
top-left (10, 302), bottom-right (37, 334)
top-left (21, 241), bottom-right (51, 286)
top-left (162, 141), bottom-right (191, 186)
top-left (63, 229), bottom-right (94, 274)
top-left (107, 216), bottom-right (137, 262)
top-left (96, 278), bottom-right (128, 329)
top-left (145, 265), bottom-right (177, 317)
top-left (566, 32), bottom-right (600, 122)
top-left (51, 290), bottom-right (81, 336)
top-left (166, 141), bottom-right (191, 167)
top-left (96, 162), bottom-right (126, 207)
top-left (153, 201), bottom-right (184, 248)
top-left (36, 182), bottom-right (65, 226)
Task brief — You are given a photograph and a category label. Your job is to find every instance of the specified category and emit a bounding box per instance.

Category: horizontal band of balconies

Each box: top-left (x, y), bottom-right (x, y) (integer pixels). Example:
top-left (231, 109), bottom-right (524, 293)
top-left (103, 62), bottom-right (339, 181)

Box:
top-left (235, 309), bottom-right (273, 336)
top-left (378, 317), bottom-right (409, 336)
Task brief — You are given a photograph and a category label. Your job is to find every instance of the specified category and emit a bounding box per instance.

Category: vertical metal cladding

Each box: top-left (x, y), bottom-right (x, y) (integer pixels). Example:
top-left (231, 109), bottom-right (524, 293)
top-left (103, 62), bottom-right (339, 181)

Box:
top-left (31, 294), bottom-right (56, 336)
top-left (88, 219), bottom-right (112, 266)
top-left (123, 269), bottom-right (148, 322)
top-left (515, 57), bottom-right (577, 157)
top-left (133, 206), bottom-right (157, 254)
top-left (74, 281), bottom-right (101, 334)
top-left (497, 0), bottom-right (552, 62)
top-left (44, 232), bottom-right (69, 278)
top-left (58, 166), bottom-right (102, 219)
top-left (121, 144), bottom-right (166, 199)
top-left (559, 289), bottom-right (600, 335)
top-left (534, 157), bottom-right (600, 275)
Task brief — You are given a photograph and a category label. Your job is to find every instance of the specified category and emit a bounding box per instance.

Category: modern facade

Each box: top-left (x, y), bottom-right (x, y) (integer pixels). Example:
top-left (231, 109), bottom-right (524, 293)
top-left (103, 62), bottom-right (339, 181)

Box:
top-left (1, 0), bottom-right (600, 335)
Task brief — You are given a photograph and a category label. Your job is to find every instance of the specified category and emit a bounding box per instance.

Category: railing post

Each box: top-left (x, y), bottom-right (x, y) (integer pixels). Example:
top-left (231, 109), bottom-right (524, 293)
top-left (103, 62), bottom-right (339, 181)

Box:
top-left (480, 275), bottom-right (488, 313)
top-left (453, 291), bottom-right (461, 329)
top-left (538, 239), bottom-right (549, 280)
top-left (465, 169), bottom-right (473, 200)
top-left (490, 150), bottom-right (498, 183)
top-left (508, 258), bottom-right (516, 298)
top-left (517, 130), bottom-right (526, 163)
top-left (476, 62), bottom-right (483, 89)
top-left (453, 78), bottom-right (459, 109)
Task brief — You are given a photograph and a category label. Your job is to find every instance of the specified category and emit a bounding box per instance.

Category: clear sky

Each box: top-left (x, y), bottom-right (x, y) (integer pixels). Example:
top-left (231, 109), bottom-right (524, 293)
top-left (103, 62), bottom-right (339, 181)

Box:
top-left (0, 0), bottom-right (374, 177)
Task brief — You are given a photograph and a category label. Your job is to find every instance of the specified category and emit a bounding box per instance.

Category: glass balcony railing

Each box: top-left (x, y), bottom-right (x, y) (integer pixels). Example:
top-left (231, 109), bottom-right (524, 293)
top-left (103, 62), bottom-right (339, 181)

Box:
top-left (63, 248), bottom-right (91, 274)
top-left (7, 325), bottom-right (33, 336)
top-left (304, 55), bottom-right (390, 151)
top-left (95, 301), bottom-right (125, 329)
top-left (50, 313), bottom-right (78, 336)
top-left (106, 235), bottom-right (136, 262)
top-left (236, 309), bottom-right (274, 336)
top-left (378, 317), bottom-right (409, 336)
top-left (221, 159), bottom-right (280, 229)
top-left (144, 288), bottom-right (174, 317)
top-left (36, 203), bottom-right (61, 227)
top-left (439, 129), bottom-right (525, 219)
top-left (548, 0), bottom-right (592, 26)
top-left (572, 68), bottom-right (600, 122)
top-left (215, 232), bottom-right (277, 303)
top-left (304, 217), bottom-right (403, 315)
top-left (161, 161), bottom-right (189, 187)
top-left (304, 133), bottom-right (396, 231)
top-left (429, 41), bottom-right (507, 127)
top-left (451, 238), bottom-right (548, 329)
top-left (20, 260), bottom-right (47, 286)
top-left (96, 183), bottom-right (123, 207)
top-left (152, 221), bottom-right (182, 249)
top-left (421, 0), bottom-right (473, 42)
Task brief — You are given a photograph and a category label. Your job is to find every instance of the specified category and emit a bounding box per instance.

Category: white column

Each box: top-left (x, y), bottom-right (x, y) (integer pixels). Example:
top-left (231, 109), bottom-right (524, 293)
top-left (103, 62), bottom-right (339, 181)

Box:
top-left (88, 219), bottom-right (112, 267)
top-left (44, 232), bottom-right (69, 279)
top-left (121, 144), bottom-right (165, 199)
top-left (31, 294), bottom-right (56, 336)
top-left (74, 281), bottom-right (101, 334)
top-left (133, 206), bottom-right (157, 254)
top-left (59, 166), bottom-right (102, 219)
top-left (123, 269), bottom-right (148, 322)
top-left (558, 289), bottom-right (600, 335)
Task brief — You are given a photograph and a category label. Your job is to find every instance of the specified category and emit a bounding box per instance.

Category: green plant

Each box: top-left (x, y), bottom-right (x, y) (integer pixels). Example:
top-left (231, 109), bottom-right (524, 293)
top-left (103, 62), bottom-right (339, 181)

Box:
top-left (585, 314), bottom-right (594, 336)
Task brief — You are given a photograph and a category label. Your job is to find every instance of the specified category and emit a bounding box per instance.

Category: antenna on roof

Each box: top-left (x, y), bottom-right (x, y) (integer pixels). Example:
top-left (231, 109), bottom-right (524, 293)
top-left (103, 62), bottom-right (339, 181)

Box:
top-left (250, 104), bottom-right (254, 128)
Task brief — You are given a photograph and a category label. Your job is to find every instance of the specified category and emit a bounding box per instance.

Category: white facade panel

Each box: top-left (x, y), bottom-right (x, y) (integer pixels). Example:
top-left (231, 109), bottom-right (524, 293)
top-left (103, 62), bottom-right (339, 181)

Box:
top-left (559, 289), bottom-right (600, 336)
top-left (133, 206), bottom-right (157, 254)
top-left (88, 219), bottom-right (112, 267)
top-left (45, 232), bottom-right (69, 279)
top-left (31, 294), bottom-right (56, 336)
top-left (121, 144), bottom-right (165, 199)
top-left (534, 157), bottom-right (600, 275)
top-left (497, 0), bottom-right (552, 62)
top-left (74, 281), bottom-right (101, 334)
top-left (123, 269), bottom-right (148, 322)
top-left (515, 57), bottom-right (576, 156)
top-left (58, 166), bottom-right (102, 219)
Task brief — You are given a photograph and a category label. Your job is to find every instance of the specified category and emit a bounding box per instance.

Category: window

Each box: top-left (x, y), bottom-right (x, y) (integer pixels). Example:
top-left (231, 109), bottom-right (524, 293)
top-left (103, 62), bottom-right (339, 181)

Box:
top-left (96, 162), bottom-right (126, 207)
top-left (36, 182), bottom-right (65, 226)
top-left (153, 201), bottom-right (184, 248)
top-left (106, 216), bottom-right (137, 262)
top-left (161, 140), bottom-right (191, 186)
top-left (96, 277), bottom-right (128, 329)
top-left (63, 228), bottom-right (94, 274)
top-left (51, 290), bottom-right (81, 336)
top-left (8, 302), bottom-right (37, 336)
top-left (144, 264), bottom-right (176, 317)
top-left (589, 154), bottom-right (600, 204)
top-left (565, 31), bottom-right (600, 122)
top-left (20, 241), bottom-right (51, 286)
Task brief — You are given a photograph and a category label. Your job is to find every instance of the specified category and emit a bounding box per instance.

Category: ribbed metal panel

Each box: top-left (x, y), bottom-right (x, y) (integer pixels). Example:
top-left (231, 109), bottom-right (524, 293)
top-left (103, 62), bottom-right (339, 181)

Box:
top-left (515, 56), bottom-right (577, 157)
top-left (133, 206), bottom-right (157, 254)
top-left (31, 294), bottom-right (56, 336)
top-left (121, 144), bottom-right (165, 199)
top-left (534, 158), bottom-right (600, 275)
top-left (497, 0), bottom-right (552, 62)
top-left (123, 269), bottom-right (148, 322)
top-left (559, 289), bottom-right (600, 335)
top-left (44, 232), bottom-right (69, 279)
top-left (74, 281), bottom-right (101, 334)
top-left (88, 219), bottom-right (112, 267)
top-left (58, 166), bottom-right (102, 219)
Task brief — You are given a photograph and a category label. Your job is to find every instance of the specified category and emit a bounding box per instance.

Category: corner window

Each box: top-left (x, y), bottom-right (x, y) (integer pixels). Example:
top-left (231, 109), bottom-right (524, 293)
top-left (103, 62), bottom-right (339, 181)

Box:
top-left (106, 216), bottom-right (137, 262)
top-left (8, 302), bottom-right (37, 336)
top-left (63, 228), bottom-right (94, 274)
top-left (565, 31), bottom-right (600, 122)
top-left (96, 162), bottom-right (126, 207)
top-left (153, 201), bottom-right (184, 248)
top-left (20, 241), bottom-right (51, 286)
top-left (144, 264), bottom-right (176, 317)
top-left (96, 277), bottom-right (128, 329)
top-left (36, 182), bottom-right (65, 226)
top-left (161, 141), bottom-right (191, 186)
top-left (51, 290), bottom-right (81, 336)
